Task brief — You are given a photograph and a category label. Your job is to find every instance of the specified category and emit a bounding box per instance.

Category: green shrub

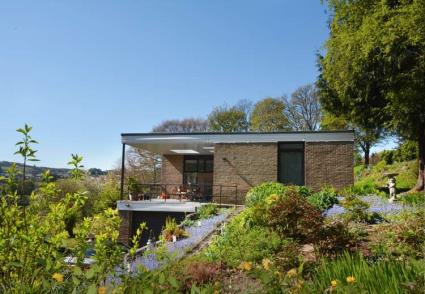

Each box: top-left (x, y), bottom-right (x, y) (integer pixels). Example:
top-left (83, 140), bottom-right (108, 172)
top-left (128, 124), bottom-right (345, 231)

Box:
top-left (401, 192), bottom-right (425, 206)
top-left (303, 253), bottom-right (425, 294)
top-left (307, 187), bottom-right (339, 210)
top-left (162, 217), bottom-right (188, 241)
top-left (267, 189), bottom-right (324, 243)
top-left (245, 182), bottom-right (286, 207)
top-left (394, 140), bottom-right (418, 162)
top-left (203, 213), bottom-right (281, 267)
top-left (298, 186), bottom-right (313, 198)
top-left (381, 150), bottom-right (395, 165)
top-left (340, 194), bottom-right (372, 223)
top-left (198, 204), bottom-right (218, 219)
top-left (342, 179), bottom-right (382, 196)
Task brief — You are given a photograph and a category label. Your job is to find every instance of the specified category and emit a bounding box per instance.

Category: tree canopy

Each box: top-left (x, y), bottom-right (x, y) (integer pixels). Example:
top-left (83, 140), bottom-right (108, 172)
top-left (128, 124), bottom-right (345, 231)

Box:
top-left (319, 0), bottom-right (425, 190)
top-left (250, 97), bottom-right (290, 132)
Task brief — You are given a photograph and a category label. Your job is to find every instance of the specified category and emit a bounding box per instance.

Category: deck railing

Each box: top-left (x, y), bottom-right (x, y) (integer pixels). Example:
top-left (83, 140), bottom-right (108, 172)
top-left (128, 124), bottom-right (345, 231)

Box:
top-left (125, 183), bottom-right (239, 205)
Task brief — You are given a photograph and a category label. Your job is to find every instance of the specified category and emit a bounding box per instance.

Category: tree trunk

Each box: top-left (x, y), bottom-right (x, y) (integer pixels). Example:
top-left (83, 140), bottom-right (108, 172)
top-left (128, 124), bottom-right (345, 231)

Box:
top-left (414, 129), bottom-right (425, 191)
top-left (364, 143), bottom-right (370, 167)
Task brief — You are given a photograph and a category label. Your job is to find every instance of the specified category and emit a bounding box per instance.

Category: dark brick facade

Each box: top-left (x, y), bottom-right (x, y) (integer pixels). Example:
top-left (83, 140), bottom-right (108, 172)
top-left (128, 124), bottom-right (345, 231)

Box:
top-left (305, 141), bottom-right (354, 191)
top-left (159, 142), bottom-right (354, 203)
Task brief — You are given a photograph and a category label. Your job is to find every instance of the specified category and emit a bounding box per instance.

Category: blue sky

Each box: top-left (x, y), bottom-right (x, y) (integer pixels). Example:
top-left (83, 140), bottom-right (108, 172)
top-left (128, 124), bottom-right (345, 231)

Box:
top-left (0, 1), bottom-right (393, 169)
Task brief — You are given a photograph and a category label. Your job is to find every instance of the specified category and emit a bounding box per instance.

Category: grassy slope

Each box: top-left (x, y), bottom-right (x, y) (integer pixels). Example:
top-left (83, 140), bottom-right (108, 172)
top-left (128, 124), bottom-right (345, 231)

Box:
top-left (355, 160), bottom-right (418, 192)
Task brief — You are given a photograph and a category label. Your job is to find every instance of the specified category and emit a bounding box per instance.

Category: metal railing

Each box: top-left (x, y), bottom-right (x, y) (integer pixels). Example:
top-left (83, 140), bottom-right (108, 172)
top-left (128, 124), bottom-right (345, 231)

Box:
top-left (125, 183), bottom-right (239, 205)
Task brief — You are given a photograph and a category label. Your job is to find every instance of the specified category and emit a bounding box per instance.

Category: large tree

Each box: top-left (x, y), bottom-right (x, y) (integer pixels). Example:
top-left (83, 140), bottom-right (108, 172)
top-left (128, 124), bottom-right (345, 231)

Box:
top-left (208, 100), bottom-right (251, 132)
top-left (319, 0), bottom-right (425, 190)
top-left (250, 97), bottom-right (291, 132)
top-left (152, 118), bottom-right (208, 133)
top-left (286, 84), bottom-right (322, 131)
top-left (321, 112), bottom-right (383, 166)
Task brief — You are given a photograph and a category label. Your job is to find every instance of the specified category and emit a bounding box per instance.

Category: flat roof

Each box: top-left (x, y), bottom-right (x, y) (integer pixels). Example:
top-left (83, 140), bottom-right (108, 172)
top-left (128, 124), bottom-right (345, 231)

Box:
top-left (121, 131), bottom-right (354, 155)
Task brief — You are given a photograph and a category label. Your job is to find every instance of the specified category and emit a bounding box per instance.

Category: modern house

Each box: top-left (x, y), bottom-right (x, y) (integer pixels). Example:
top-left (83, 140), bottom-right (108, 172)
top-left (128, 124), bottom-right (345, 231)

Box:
top-left (119, 131), bottom-right (355, 204)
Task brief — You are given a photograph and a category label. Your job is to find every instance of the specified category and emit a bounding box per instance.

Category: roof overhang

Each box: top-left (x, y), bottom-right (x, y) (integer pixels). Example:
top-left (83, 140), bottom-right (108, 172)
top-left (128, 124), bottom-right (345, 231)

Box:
top-left (121, 131), bottom-right (354, 155)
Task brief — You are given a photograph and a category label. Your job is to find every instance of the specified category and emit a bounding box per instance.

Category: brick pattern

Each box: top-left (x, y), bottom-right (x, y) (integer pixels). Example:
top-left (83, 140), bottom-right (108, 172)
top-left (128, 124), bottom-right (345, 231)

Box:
top-left (118, 210), bottom-right (132, 246)
top-left (161, 155), bottom-right (183, 185)
top-left (213, 143), bottom-right (278, 204)
top-left (305, 142), bottom-right (354, 191)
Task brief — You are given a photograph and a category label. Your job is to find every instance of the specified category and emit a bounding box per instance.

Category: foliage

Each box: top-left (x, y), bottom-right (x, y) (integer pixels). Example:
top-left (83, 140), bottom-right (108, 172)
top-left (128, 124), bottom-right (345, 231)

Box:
top-left (250, 97), bottom-right (291, 131)
top-left (401, 192), bottom-right (425, 207)
top-left (354, 159), bottom-right (418, 191)
top-left (267, 190), bottom-right (324, 243)
top-left (203, 213), bottom-right (281, 267)
top-left (245, 182), bottom-right (286, 207)
top-left (317, 220), bottom-right (357, 258)
top-left (162, 217), bottom-right (188, 241)
top-left (208, 101), bottom-right (250, 132)
top-left (371, 208), bottom-right (425, 259)
top-left (340, 194), bottom-right (372, 223)
top-left (303, 252), bottom-right (425, 294)
top-left (297, 185), bottom-right (313, 198)
top-left (319, 0), bottom-right (425, 189)
top-left (307, 187), bottom-right (339, 210)
top-left (68, 153), bottom-right (85, 180)
top-left (198, 204), bottom-right (218, 219)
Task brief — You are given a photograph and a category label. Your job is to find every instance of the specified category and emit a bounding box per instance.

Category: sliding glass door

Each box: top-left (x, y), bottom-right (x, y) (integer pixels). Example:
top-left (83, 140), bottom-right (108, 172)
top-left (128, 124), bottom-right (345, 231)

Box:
top-left (278, 142), bottom-right (305, 186)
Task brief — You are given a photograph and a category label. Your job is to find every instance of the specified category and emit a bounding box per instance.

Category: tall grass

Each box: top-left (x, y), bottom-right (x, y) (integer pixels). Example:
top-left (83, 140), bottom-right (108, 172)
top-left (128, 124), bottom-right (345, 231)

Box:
top-left (303, 252), bottom-right (425, 293)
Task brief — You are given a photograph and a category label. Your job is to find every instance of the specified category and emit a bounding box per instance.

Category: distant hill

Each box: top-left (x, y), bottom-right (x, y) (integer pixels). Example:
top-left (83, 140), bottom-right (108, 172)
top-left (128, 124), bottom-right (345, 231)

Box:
top-left (0, 161), bottom-right (107, 180)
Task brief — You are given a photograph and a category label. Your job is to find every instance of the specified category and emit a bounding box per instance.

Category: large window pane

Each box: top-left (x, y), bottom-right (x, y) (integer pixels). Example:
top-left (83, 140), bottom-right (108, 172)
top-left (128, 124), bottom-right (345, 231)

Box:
top-left (184, 159), bottom-right (198, 172)
top-left (278, 143), bottom-right (304, 186)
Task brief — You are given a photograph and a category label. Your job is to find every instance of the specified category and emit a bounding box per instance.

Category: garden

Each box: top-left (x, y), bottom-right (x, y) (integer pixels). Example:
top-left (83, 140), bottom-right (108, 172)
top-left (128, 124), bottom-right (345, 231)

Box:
top-left (0, 124), bottom-right (424, 293)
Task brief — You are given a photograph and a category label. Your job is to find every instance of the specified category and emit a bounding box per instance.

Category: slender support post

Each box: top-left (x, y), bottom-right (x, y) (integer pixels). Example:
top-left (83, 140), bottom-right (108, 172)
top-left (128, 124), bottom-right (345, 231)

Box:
top-left (120, 143), bottom-right (126, 200)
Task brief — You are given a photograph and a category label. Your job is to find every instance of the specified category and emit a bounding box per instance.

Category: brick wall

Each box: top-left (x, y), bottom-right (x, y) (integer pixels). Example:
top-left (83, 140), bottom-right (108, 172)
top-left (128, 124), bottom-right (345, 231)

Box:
top-left (118, 210), bottom-right (132, 246)
top-left (305, 142), bottom-right (354, 191)
top-left (213, 143), bottom-right (278, 204)
top-left (161, 155), bottom-right (183, 185)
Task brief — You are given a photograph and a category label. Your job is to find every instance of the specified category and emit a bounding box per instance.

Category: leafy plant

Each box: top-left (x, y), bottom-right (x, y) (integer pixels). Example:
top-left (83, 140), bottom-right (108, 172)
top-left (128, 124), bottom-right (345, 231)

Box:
top-left (303, 253), bottom-right (425, 294)
top-left (245, 182), bottom-right (286, 207)
top-left (267, 189), bottom-right (323, 243)
top-left (68, 153), bottom-right (85, 180)
top-left (162, 217), bottom-right (188, 241)
top-left (198, 204), bottom-right (218, 219)
top-left (307, 187), bottom-right (339, 210)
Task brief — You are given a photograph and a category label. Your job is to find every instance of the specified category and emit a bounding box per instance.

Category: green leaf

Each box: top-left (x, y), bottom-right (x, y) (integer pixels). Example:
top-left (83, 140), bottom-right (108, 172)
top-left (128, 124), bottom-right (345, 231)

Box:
top-left (85, 267), bottom-right (95, 279)
top-left (73, 266), bottom-right (83, 277)
top-left (168, 276), bottom-right (179, 288)
top-left (87, 284), bottom-right (97, 294)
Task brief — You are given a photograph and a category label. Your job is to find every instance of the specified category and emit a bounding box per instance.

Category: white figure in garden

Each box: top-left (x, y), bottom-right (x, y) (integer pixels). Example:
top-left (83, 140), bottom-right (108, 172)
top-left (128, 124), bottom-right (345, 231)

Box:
top-left (388, 176), bottom-right (397, 203)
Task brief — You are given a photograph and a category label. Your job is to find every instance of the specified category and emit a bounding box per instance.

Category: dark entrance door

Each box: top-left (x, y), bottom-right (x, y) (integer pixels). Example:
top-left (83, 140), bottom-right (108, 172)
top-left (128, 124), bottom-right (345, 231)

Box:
top-left (278, 142), bottom-right (305, 186)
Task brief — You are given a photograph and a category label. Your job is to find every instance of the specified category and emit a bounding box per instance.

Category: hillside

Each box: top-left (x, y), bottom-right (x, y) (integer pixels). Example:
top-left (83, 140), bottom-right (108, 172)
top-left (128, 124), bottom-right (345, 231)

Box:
top-left (355, 160), bottom-right (418, 192)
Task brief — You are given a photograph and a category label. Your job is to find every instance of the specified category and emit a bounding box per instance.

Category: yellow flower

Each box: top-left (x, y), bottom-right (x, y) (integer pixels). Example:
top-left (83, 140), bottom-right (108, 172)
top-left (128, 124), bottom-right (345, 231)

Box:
top-left (287, 268), bottom-right (298, 278)
top-left (98, 287), bottom-right (107, 294)
top-left (52, 272), bottom-right (64, 283)
top-left (213, 290), bottom-right (220, 294)
top-left (346, 276), bottom-right (356, 283)
top-left (331, 280), bottom-right (338, 288)
top-left (262, 258), bottom-right (272, 270)
top-left (238, 261), bottom-right (253, 271)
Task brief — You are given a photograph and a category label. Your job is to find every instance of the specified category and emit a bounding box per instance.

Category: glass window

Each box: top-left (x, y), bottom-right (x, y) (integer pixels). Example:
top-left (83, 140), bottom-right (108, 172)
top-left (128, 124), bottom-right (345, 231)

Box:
top-left (184, 159), bottom-right (197, 172)
top-left (205, 159), bottom-right (214, 172)
top-left (278, 142), bottom-right (304, 186)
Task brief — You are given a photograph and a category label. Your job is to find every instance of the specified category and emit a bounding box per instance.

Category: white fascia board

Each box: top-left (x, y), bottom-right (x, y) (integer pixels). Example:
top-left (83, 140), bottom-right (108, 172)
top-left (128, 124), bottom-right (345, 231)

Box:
top-left (121, 132), bottom-right (354, 146)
